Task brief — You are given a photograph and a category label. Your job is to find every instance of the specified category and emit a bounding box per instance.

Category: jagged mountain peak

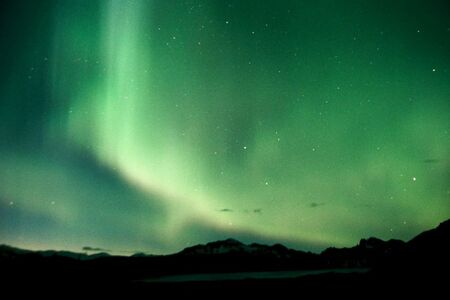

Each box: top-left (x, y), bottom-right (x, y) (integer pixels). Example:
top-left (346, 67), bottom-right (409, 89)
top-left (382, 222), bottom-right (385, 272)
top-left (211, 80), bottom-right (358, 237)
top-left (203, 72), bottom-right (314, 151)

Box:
top-left (177, 238), bottom-right (296, 257)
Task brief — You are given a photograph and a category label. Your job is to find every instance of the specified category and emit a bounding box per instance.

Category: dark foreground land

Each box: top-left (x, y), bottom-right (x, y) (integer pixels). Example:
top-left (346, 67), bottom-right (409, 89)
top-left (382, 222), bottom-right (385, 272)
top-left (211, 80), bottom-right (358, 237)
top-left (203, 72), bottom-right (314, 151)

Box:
top-left (1, 219), bottom-right (448, 295)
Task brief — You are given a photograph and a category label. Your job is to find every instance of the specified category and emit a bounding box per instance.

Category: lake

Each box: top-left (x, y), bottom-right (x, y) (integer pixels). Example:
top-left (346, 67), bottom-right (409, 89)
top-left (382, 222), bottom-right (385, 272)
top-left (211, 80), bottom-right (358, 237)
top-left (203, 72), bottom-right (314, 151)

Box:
top-left (144, 268), bottom-right (369, 282)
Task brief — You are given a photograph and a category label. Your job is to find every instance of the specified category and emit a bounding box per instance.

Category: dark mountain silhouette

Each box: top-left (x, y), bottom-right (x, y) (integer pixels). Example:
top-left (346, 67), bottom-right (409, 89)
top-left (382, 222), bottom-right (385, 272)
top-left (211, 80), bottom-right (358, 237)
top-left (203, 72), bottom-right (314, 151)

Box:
top-left (386, 218), bottom-right (450, 272)
top-left (321, 237), bottom-right (406, 268)
top-left (0, 244), bottom-right (110, 260)
top-left (1, 219), bottom-right (448, 294)
top-left (178, 238), bottom-right (299, 259)
top-left (408, 218), bottom-right (450, 252)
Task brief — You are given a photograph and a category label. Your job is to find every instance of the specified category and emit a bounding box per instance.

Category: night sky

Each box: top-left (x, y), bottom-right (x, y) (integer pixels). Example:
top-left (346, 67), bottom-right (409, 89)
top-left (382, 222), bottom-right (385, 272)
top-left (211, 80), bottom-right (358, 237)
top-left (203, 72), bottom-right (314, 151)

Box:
top-left (1, 0), bottom-right (449, 255)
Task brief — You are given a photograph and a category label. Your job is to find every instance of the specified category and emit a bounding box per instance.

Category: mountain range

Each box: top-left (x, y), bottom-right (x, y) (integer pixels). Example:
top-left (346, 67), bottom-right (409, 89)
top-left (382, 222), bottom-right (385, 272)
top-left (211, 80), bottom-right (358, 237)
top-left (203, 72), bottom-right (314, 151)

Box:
top-left (1, 218), bottom-right (449, 293)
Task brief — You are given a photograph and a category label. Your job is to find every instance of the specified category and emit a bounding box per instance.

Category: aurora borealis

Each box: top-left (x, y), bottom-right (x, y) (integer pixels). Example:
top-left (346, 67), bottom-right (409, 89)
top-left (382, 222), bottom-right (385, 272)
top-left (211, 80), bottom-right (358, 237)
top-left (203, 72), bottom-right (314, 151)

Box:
top-left (0, 0), bottom-right (449, 255)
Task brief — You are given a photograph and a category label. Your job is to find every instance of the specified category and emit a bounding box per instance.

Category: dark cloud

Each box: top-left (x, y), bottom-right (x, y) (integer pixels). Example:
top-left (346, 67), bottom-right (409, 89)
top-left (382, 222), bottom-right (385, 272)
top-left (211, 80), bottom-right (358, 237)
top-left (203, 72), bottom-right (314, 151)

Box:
top-left (218, 208), bottom-right (262, 214)
top-left (309, 202), bottom-right (325, 208)
top-left (82, 246), bottom-right (109, 252)
top-left (423, 159), bottom-right (440, 164)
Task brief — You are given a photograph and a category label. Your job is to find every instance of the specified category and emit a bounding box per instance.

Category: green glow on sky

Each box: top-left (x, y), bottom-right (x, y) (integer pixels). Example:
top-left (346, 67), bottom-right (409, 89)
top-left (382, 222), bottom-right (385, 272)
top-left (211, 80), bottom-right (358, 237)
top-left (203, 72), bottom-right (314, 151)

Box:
top-left (0, 0), bottom-right (449, 254)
